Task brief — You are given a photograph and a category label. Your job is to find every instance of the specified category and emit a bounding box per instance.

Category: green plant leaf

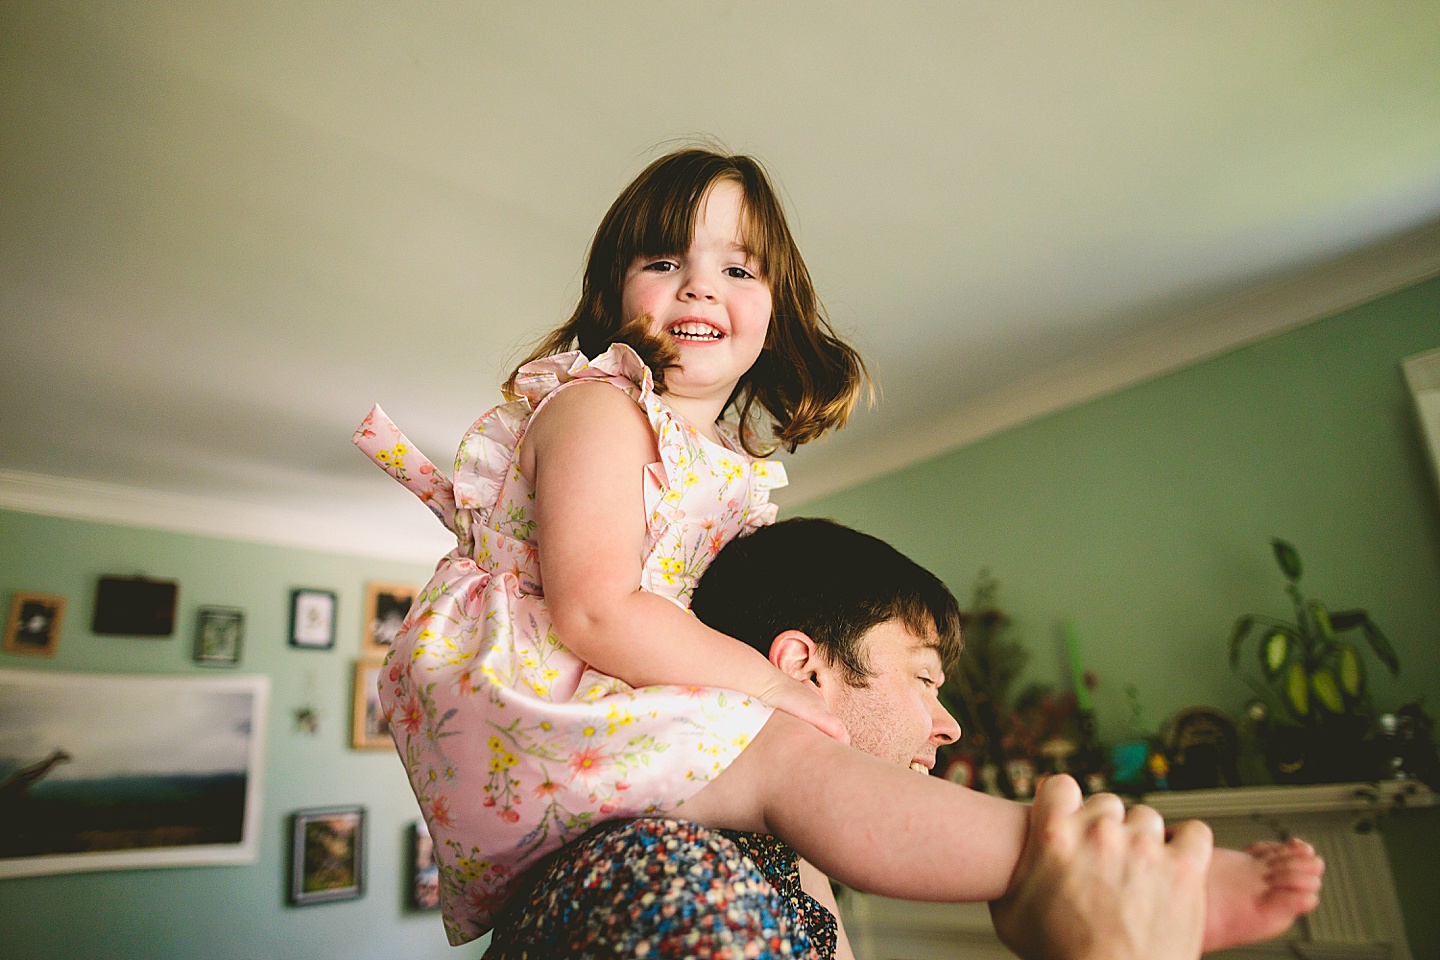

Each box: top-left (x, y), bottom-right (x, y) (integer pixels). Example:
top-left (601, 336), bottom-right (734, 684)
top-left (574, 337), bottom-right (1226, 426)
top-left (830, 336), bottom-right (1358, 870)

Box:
top-left (1285, 661), bottom-right (1309, 718)
top-left (1227, 616), bottom-right (1255, 668)
top-left (1359, 617), bottom-right (1400, 675)
top-left (1337, 643), bottom-right (1366, 699)
top-left (1310, 601), bottom-right (1334, 642)
top-left (1330, 609), bottom-right (1366, 632)
top-left (1260, 629), bottom-right (1291, 679)
top-left (1271, 538), bottom-right (1303, 582)
top-left (1311, 668), bottom-right (1344, 713)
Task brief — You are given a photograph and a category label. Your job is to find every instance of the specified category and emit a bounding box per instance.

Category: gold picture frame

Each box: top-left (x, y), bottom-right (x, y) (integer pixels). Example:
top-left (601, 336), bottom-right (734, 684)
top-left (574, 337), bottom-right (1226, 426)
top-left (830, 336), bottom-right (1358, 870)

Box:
top-left (350, 658), bottom-right (391, 750)
top-left (4, 592), bottom-right (66, 658)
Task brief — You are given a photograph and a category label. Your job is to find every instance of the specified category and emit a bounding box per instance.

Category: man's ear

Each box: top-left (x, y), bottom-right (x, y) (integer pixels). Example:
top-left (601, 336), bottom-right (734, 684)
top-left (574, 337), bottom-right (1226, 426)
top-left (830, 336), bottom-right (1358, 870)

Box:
top-left (769, 630), bottom-right (822, 686)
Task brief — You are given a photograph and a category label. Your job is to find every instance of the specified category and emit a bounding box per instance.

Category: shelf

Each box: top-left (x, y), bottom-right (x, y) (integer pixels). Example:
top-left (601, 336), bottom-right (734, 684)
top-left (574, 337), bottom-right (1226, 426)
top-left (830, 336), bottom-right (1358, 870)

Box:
top-left (1138, 779), bottom-right (1435, 819)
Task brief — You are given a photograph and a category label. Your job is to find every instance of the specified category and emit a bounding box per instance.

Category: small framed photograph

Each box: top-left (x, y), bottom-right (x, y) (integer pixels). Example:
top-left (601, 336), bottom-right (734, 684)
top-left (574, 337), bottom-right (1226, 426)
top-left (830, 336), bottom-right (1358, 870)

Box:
top-left (289, 589), bottom-right (337, 650)
top-left (410, 820), bottom-right (440, 910)
top-left (351, 659), bottom-right (391, 750)
top-left (363, 582), bottom-right (416, 655)
top-left (288, 806), bottom-right (365, 905)
top-left (4, 592), bottom-right (66, 658)
top-left (193, 607), bottom-right (244, 666)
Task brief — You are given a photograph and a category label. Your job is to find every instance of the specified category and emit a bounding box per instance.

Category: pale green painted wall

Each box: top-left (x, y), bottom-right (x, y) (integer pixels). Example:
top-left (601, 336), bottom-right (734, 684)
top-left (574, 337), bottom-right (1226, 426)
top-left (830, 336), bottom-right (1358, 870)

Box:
top-left (803, 273), bottom-right (1440, 956)
top-left (0, 511), bottom-right (487, 960)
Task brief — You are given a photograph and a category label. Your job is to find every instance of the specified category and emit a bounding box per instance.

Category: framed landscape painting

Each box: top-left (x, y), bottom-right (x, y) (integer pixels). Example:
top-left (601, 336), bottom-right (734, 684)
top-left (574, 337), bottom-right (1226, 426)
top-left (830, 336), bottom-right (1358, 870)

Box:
top-left (0, 670), bottom-right (269, 878)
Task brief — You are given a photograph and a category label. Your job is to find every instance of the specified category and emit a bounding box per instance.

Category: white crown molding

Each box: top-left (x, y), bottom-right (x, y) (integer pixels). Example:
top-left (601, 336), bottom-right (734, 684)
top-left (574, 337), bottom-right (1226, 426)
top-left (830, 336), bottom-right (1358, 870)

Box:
top-left (0, 469), bottom-right (449, 565)
top-left (784, 220), bottom-right (1440, 507)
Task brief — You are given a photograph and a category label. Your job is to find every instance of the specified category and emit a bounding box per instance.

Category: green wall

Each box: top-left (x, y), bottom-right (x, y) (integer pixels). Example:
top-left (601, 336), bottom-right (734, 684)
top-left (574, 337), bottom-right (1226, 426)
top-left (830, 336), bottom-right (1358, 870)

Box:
top-left (804, 273), bottom-right (1440, 956)
top-left (0, 511), bottom-right (487, 960)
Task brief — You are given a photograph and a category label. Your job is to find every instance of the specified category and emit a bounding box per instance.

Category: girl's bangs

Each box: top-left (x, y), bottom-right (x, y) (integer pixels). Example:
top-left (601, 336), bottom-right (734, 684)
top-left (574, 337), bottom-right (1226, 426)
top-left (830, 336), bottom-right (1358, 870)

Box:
top-left (622, 174), bottom-right (777, 277)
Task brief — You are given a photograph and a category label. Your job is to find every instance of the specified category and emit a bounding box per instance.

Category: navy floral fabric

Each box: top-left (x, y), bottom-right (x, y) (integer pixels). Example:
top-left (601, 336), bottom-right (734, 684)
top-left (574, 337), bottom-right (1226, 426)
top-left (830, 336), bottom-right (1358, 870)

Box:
top-left (485, 818), bottom-right (837, 959)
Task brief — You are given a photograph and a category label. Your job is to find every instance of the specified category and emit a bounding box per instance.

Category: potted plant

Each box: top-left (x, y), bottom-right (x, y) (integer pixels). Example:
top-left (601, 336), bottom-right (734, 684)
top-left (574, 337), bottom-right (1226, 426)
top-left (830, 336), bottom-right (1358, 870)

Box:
top-left (1227, 538), bottom-right (1399, 783)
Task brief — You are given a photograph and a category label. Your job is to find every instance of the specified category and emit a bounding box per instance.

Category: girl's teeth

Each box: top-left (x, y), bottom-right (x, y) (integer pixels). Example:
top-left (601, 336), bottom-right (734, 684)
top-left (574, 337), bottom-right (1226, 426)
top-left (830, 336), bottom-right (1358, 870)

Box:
top-left (910, 762), bottom-right (927, 774)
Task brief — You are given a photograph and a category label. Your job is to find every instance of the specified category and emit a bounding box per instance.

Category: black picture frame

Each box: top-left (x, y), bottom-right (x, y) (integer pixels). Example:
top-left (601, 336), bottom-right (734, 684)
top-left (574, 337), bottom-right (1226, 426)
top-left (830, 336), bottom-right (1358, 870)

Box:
top-left (193, 607), bottom-right (244, 666)
top-left (289, 589), bottom-right (337, 650)
top-left (288, 806), bottom-right (365, 905)
top-left (410, 820), bottom-right (439, 910)
top-left (92, 576), bottom-right (177, 637)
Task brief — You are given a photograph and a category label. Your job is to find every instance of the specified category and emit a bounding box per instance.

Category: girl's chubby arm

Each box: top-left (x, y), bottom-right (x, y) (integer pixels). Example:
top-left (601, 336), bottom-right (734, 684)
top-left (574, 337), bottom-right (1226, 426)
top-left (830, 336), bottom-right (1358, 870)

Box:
top-left (520, 381), bottom-right (846, 741)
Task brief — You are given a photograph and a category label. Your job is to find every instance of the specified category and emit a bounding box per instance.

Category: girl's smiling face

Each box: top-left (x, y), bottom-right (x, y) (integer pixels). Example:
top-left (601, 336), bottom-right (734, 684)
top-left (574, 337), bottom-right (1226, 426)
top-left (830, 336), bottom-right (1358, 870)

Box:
top-left (620, 179), bottom-right (772, 418)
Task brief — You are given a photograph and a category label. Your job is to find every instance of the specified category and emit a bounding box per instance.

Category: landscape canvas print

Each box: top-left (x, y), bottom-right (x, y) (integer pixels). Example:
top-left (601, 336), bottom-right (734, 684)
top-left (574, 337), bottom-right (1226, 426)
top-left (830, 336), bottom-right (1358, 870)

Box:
top-left (0, 669), bottom-right (269, 878)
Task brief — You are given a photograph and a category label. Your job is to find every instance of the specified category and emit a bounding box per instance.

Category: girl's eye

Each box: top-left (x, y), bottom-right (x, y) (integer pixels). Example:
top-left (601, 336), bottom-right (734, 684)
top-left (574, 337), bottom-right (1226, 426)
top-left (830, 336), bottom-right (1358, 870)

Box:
top-left (644, 259), bottom-right (678, 273)
top-left (918, 676), bottom-right (935, 687)
top-left (724, 266), bottom-right (756, 280)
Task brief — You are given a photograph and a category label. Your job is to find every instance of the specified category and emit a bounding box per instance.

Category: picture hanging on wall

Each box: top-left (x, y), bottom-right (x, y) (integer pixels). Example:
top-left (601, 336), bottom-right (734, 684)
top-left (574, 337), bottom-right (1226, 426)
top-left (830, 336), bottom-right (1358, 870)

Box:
top-left (3, 591), bottom-right (66, 658)
top-left (91, 575), bottom-right (177, 636)
top-left (193, 607), bottom-right (244, 666)
top-left (410, 820), bottom-right (440, 910)
top-left (289, 588), bottom-right (337, 650)
top-left (0, 669), bottom-right (269, 879)
top-left (363, 582), bottom-right (416, 655)
top-left (351, 658), bottom-right (392, 750)
top-left (289, 806), bottom-right (365, 905)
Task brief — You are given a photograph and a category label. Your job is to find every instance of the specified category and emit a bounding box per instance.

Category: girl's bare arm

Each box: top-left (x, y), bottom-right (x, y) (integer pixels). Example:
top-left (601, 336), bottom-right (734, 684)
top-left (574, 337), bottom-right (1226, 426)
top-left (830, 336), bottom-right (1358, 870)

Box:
top-left (522, 383), bottom-right (844, 738)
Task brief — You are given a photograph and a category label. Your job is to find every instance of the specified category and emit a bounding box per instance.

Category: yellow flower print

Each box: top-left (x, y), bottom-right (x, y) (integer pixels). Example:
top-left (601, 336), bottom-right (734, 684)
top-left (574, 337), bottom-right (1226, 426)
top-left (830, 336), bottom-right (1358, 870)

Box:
top-left (582, 726), bottom-right (597, 738)
top-left (539, 721), bottom-right (552, 731)
top-left (489, 736), bottom-right (504, 751)
top-left (732, 733), bottom-right (751, 749)
top-left (657, 556), bottom-right (683, 585)
top-left (721, 460), bottom-right (743, 483)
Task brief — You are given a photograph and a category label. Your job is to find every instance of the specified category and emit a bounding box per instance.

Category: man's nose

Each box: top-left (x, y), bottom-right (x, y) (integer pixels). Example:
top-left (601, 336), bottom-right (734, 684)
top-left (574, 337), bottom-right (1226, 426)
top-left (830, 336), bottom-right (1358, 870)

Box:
top-left (932, 702), bottom-right (961, 745)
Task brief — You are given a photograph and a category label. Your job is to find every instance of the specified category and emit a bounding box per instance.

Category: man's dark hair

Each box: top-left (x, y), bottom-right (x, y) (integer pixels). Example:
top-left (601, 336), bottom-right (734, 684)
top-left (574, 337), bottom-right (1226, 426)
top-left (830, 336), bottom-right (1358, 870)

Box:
top-left (690, 517), bottom-right (963, 685)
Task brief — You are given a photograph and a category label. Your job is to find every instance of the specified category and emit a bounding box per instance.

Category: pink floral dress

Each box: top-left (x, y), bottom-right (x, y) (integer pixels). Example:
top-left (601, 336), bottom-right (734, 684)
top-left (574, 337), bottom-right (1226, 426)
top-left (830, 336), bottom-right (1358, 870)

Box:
top-left (353, 344), bottom-right (784, 945)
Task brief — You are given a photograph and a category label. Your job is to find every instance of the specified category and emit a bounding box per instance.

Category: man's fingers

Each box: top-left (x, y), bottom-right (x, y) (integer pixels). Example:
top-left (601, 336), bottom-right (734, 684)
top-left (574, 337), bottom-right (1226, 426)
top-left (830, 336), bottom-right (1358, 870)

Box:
top-left (1166, 818), bottom-right (1214, 866)
top-left (1079, 790), bottom-right (1126, 828)
top-left (1031, 773), bottom-right (1084, 820)
top-left (1124, 803), bottom-right (1165, 840)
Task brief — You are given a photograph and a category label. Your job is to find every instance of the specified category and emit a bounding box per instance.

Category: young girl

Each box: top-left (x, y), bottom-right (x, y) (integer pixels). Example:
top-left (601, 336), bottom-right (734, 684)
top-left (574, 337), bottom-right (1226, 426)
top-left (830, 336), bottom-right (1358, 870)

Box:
top-left (356, 148), bottom-right (1321, 950)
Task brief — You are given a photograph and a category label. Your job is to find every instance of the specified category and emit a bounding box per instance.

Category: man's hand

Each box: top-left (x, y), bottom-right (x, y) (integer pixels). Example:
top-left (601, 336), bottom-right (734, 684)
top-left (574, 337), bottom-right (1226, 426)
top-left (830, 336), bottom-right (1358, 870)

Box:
top-left (989, 775), bottom-right (1213, 960)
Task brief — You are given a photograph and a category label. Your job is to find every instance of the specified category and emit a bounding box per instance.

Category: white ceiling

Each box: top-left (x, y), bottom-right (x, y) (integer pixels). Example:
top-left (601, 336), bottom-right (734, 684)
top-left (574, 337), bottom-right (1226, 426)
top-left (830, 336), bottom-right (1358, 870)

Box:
top-left (4, 2), bottom-right (1440, 563)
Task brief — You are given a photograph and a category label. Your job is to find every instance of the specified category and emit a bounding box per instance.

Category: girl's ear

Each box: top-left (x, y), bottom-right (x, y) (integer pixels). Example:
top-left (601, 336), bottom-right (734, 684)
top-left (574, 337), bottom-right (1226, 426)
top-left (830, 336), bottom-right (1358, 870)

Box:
top-left (770, 629), bottom-right (821, 684)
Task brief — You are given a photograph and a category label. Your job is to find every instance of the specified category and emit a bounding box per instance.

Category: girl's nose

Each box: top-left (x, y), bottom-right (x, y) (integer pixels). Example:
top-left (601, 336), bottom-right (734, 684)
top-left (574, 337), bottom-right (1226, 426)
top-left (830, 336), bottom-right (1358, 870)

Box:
top-left (681, 273), bottom-right (716, 301)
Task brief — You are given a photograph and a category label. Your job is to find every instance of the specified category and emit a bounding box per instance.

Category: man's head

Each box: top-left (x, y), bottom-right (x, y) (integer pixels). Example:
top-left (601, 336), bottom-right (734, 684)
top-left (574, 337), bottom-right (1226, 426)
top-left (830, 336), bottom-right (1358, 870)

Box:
top-left (690, 517), bottom-right (963, 771)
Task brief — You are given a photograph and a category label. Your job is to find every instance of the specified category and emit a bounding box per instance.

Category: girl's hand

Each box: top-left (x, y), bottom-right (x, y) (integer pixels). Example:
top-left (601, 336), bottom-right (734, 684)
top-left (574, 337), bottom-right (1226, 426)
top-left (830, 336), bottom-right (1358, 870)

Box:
top-left (754, 673), bottom-right (850, 744)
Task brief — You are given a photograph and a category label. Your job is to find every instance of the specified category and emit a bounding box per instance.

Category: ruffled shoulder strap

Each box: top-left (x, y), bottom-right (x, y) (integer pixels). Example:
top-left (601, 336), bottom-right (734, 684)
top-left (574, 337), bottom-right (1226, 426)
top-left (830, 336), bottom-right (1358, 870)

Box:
top-left (511, 343), bottom-right (653, 408)
top-left (450, 344), bottom-right (656, 524)
top-left (353, 405), bottom-right (457, 532)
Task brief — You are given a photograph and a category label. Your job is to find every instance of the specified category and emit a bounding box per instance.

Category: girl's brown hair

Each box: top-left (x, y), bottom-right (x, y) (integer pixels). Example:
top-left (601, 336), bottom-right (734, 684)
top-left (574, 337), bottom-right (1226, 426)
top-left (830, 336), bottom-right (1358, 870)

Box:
top-left (508, 148), bottom-right (869, 454)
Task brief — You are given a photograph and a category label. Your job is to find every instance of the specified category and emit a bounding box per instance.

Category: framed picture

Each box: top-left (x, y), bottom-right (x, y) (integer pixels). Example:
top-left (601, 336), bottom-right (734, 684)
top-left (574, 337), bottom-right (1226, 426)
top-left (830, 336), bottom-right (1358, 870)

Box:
top-left (363, 582), bottom-right (416, 655)
top-left (194, 607), bottom-right (244, 666)
top-left (289, 589), bottom-right (337, 650)
top-left (91, 575), bottom-right (177, 636)
top-left (4, 591), bottom-right (65, 658)
top-left (351, 659), bottom-right (391, 750)
top-left (410, 820), bottom-right (439, 910)
top-left (0, 670), bottom-right (269, 878)
top-left (288, 806), bottom-right (365, 905)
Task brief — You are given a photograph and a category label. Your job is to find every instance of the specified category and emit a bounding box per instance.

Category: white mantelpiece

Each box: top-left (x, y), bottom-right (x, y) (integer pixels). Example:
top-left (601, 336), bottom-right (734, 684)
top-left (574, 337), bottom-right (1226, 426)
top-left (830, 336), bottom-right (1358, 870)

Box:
top-left (840, 781), bottom-right (1433, 960)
